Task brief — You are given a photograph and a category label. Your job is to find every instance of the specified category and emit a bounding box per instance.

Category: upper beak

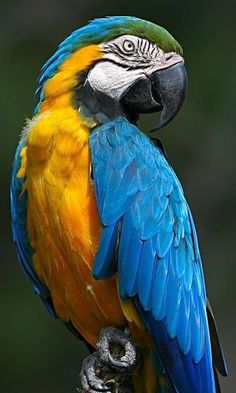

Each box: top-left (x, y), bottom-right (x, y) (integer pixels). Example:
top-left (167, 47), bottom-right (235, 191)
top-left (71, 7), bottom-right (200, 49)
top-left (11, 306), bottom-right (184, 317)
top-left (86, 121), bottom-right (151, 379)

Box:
top-left (150, 61), bottom-right (187, 131)
top-left (121, 60), bottom-right (187, 130)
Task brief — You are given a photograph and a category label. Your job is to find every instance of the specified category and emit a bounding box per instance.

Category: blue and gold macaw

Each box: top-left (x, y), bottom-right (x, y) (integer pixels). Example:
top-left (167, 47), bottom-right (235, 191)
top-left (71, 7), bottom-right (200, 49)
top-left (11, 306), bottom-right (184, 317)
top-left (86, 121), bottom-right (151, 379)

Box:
top-left (11, 16), bottom-right (228, 393)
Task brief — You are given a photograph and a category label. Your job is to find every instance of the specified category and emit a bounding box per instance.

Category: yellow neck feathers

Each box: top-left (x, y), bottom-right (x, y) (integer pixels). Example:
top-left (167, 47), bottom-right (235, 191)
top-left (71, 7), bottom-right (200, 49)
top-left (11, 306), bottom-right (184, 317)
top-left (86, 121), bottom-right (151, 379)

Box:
top-left (39, 45), bottom-right (102, 113)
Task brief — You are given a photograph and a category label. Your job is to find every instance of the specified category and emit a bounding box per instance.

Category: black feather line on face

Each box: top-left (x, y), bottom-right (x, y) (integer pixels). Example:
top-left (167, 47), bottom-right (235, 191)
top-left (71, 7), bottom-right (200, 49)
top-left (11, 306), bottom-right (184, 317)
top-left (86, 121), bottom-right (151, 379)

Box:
top-left (105, 36), bottom-right (159, 64)
top-left (74, 73), bottom-right (139, 125)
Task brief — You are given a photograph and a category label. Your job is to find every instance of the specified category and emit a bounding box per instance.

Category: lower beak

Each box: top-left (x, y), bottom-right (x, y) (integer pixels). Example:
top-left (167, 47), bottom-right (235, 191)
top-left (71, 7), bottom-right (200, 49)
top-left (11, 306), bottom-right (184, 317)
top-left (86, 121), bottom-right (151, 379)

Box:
top-left (150, 61), bottom-right (187, 130)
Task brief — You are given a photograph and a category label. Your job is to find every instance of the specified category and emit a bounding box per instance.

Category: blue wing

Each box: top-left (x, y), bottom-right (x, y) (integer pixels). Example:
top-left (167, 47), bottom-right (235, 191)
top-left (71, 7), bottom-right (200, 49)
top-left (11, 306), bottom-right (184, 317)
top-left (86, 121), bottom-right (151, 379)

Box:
top-left (10, 138), bottom-right (56, 317)
top-left (89, 116), bottom-right (218, 393)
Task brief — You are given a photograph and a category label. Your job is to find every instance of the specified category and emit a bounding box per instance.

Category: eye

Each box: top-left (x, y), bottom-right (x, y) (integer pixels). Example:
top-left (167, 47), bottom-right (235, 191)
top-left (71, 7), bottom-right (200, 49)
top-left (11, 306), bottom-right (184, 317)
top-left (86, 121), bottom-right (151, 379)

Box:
top-left (122, 40), bottom-right (135, 53)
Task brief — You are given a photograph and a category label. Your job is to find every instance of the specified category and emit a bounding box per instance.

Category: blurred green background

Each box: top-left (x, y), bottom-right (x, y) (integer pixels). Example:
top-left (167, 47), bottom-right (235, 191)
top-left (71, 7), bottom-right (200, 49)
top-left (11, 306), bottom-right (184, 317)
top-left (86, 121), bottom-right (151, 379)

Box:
top-left (1, 0), bottom-right (235, 392)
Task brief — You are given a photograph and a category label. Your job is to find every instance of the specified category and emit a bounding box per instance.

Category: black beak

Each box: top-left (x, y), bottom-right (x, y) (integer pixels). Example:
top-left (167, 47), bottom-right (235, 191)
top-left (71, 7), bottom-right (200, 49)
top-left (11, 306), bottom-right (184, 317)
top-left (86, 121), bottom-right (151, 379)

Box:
top-left (150, 62), bottom-right (187, 131)
top-left (121, 61), bottom-right (187, 130)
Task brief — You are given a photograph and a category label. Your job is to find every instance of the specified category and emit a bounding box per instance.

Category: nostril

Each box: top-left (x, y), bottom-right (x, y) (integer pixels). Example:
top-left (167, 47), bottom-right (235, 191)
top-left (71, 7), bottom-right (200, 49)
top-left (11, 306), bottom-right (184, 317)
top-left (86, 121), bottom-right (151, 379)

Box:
top-left (165, 52), bottom-right (175, 61)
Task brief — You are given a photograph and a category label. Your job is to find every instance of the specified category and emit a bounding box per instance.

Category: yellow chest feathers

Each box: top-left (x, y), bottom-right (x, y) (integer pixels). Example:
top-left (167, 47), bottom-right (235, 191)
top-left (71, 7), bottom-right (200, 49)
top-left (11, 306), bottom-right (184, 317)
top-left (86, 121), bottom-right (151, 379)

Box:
top-left (22, 108), bottom-right (101, 268)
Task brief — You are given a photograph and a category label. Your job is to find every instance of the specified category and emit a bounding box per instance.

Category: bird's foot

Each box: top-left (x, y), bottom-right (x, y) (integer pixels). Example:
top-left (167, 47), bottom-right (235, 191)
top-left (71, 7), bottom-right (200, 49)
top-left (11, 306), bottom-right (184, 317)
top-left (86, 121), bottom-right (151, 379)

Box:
top-left (97, 327), bottom-right (140, 372)
top-left (78, 327), bottom-right (141, 393)
top-left (78, 352), bottom-right (112, 393)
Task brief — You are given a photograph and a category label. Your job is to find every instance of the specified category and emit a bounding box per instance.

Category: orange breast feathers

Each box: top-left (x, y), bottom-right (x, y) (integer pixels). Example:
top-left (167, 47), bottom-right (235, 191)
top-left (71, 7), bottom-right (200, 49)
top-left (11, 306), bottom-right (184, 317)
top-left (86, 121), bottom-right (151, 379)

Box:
top-left (21, 106), bottom-right (126, 346)
top-left (17, 45), bottom-right (124, 345)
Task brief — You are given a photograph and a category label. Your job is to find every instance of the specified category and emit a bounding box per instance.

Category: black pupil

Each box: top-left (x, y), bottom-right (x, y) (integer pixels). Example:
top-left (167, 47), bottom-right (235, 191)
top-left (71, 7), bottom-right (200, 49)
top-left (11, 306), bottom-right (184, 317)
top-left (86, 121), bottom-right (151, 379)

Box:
top-left (125, 41), bottom-right (133, 50)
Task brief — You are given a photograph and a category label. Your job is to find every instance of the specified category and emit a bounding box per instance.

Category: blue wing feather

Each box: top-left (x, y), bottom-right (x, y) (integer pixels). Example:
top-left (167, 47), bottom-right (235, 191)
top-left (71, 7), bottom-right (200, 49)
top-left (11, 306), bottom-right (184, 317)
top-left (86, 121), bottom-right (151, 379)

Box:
top-left (119, 212), bottom-right (143, 298)
top-left (92, 221), bottom-right (119, 279)
top-left (89, 116), bottom-right (217, 393)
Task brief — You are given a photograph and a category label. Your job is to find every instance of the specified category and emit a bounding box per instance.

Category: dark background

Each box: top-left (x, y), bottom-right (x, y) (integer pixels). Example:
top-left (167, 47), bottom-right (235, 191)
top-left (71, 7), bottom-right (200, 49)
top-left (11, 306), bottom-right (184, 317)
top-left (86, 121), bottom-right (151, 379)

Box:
top-left (1, 1), bottom-right (235, 392)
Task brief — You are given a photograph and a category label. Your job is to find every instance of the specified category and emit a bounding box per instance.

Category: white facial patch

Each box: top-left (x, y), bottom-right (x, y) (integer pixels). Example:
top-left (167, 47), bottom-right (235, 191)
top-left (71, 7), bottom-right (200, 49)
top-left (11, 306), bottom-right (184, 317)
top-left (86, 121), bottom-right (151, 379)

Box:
top-left (87, 34), bottom-right (183, 101)
top-left (87, 61), bottom-right (146, 100)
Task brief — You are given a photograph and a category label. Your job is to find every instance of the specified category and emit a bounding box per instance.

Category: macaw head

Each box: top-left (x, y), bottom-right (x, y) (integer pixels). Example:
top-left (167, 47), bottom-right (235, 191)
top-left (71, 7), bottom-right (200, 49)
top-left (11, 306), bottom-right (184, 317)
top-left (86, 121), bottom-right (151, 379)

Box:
top-left (36, 16), bottom-right (187, 130)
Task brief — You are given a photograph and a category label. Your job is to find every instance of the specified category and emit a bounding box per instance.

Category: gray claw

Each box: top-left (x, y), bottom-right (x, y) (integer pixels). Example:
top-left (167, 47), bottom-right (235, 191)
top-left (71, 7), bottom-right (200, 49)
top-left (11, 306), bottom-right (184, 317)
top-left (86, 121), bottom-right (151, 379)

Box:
top-left (78, 353), bottom-right (112, 393)
top-left (96, 327), bottom-right (140, 372)
top-left (78, 327), bottom-right (141, 393)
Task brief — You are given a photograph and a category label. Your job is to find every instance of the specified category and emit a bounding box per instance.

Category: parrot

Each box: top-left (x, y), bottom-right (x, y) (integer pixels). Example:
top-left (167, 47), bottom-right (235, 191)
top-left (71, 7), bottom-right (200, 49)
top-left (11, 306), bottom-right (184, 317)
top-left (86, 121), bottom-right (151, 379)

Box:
top-left (11, 16), bottom-right (228, 393)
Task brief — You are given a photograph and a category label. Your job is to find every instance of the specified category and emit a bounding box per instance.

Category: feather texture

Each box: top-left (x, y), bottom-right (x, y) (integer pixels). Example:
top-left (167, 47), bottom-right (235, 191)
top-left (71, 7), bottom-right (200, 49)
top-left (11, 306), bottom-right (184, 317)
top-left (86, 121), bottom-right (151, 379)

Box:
top-left (10, 138), bottom-right (56, 317)
top-left (90, 116), bottom-right (218, 393)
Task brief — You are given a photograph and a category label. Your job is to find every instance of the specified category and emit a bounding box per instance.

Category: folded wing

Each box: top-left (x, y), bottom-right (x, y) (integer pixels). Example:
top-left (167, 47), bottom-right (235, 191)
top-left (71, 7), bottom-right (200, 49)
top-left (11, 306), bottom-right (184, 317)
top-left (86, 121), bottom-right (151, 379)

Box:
top-left (90, 116), bottom-right (227, 393)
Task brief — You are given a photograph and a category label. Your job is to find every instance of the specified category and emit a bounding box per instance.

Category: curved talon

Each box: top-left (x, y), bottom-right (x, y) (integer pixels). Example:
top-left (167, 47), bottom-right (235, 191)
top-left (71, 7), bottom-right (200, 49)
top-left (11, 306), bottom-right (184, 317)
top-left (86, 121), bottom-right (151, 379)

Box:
top-left (96, 327), bottom-right (140, 372)
top-left (78, 328), bottom-right (139, 393)
top-left (79, 353), bottom-right (112, 393)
